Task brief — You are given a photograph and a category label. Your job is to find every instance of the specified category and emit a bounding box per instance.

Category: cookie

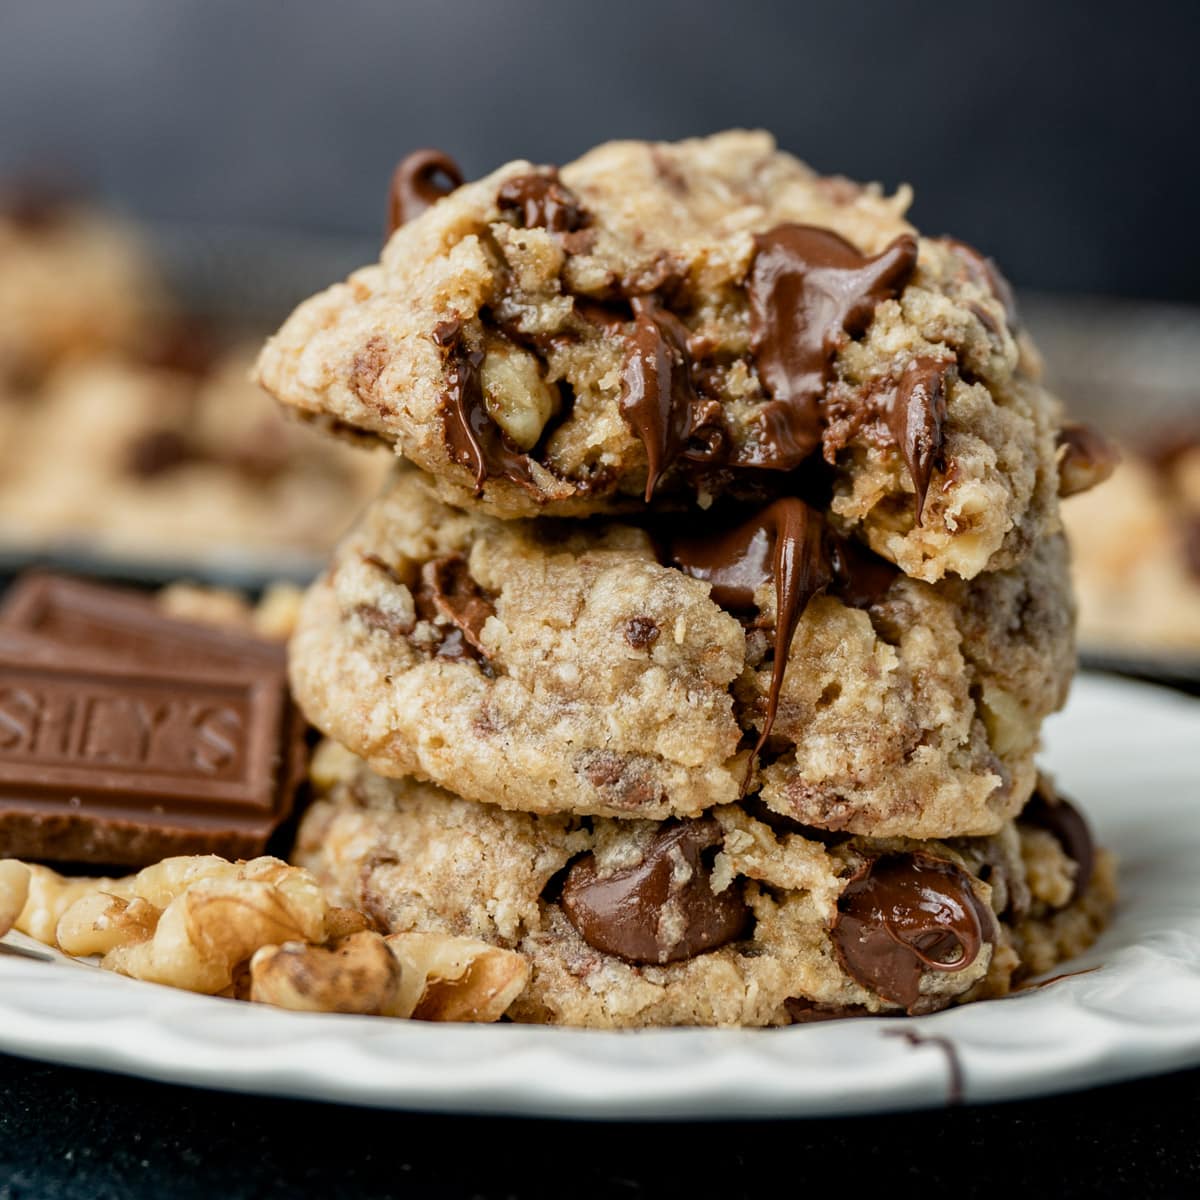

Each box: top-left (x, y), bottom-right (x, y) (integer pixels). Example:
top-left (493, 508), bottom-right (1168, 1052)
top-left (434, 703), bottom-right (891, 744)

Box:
top-left (255, 130), bottom-right (1064, 582)
top-left (1063, 434), bottom-right (1200, 651)
top-left (293, 743), bottom-right (1114, 1028)
top-left (0, 195), bottom-right (164, 387)
top-left (287, 466), bottom-right (1073, 837)
top-left (0, 350), bottom-right (391, 560)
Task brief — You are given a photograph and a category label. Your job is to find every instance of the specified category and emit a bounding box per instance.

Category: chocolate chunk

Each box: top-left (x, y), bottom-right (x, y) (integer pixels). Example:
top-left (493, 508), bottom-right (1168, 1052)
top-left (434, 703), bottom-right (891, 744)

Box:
top-left (1021, 786), bottom-right (1095, 903)
top-left (387, 149), bottom-right (465, 236)
top-left (433, 320), bottom-right (540, 495)
top-left (879, 356), bottom-right (952, 522)
top-left (0, 632), bottom-right (298, 868)
top-left (497, 170), bottom-right (586, 233)
top-left (832, 853), bottom-right (997, 1013)
top-left (619, 296), bottom-right (700, 499)
top-left (1057, 422), bottom-right (1119, 498)
top-left (412, 554), bottom-right (495, 660)
top-left (745, 225), bottom-right (919, 470)
top-left (673, 498), bottom-right (831, 782)
top-left (560, 819), bottom-right (748, 964)
top-left (623, 617), bottom-right (660, 650)
top-left (939, 237), bottom-right (1019, 329)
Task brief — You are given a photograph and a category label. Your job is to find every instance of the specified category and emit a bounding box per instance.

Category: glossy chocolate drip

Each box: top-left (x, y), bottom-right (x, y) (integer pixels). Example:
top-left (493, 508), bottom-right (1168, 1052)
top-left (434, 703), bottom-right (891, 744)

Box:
top-left (832, 853), bottom-right (997, 1013)
top-left (1057, 422), bottom-right (1119, 498)
top-left (497, 171), bottom-right (586, 233)
top-left (880, 356), bottom-right (951, 522)
top-left (432, 319), bottom-right (538, 495)
top-left (386, 149), bottom-right (464, 235)
top-left (745, 225), bottom-right (919, 470)
top-left (672, 498), bottom-right (831, 780)
top-left (939, 237), bottom-right (1019, 328)
top-left (559, 819), bottom-right (749, 964)
top-left (619, 296), bottom-right (700, 499)
top-left (412, 554), bottom-right (495, 661)
top-left (1021, 787), bottom-right (1095, 903)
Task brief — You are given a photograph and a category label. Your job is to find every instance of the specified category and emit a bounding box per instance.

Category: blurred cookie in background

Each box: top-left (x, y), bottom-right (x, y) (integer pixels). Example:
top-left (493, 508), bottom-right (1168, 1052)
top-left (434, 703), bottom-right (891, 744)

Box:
top-left (1063, 433), bottom-right (1200, 656)
top-left (0, 191), bottom-right (390, 571)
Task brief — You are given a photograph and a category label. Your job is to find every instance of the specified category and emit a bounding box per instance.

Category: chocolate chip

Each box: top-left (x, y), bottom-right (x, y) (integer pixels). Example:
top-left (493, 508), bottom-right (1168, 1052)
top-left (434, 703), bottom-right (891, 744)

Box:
top-left (745, 225), bottom-right (919, 470)
top-left (387, 149), bottom-right (465, 236)
top-left (619, 296), bottom-right (699, 500)
top-left (623, 617), bottom-right (660, 650)
top-left (1021, 787), bottom-right (1095, 903)
top-left (832, 853), bottom-right (997, 1013)
top-left (560, 819), bottom-right (748, 964)
top-left (784, 998), bottom-right (877, 1022)
top-left (1057, 422), bottom-right (1119, 498)
top-left (497, 170), bottom-right (586, 233)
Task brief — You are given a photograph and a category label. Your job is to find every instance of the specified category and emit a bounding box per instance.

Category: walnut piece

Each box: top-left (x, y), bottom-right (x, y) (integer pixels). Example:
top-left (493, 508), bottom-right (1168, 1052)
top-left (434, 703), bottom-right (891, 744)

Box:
top-left (0, 861), bottom-right (30, 938)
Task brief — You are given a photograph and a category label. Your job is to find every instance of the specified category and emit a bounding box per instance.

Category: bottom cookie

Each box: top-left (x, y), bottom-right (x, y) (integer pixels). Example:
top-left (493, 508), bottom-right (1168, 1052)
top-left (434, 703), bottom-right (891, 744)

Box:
top-left (294, 743), bottom-right (1115, 1028)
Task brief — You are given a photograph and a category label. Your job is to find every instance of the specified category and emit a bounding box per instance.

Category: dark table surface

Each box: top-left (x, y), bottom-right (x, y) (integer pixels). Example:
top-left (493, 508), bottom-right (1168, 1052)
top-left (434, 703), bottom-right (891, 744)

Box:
top-left (1, 1050), bottom-right (1198, 1199)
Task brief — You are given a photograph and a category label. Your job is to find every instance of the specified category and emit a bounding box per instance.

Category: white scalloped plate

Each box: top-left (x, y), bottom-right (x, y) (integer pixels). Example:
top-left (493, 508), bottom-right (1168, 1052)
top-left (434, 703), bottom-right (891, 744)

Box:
top-left (1, 673), bottom-right (1198, 1118)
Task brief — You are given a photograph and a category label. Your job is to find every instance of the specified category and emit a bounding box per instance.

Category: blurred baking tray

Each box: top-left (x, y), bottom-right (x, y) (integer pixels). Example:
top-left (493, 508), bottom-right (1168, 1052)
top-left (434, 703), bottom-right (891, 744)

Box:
top-left (1078, 646), bottom-right (1200, 695)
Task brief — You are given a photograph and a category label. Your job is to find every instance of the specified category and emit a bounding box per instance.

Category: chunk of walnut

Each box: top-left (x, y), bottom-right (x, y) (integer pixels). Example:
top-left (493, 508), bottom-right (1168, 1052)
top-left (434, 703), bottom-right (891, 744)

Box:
top-left (386, 932), bottom-right (531, 1022)
top-left (250, 931), bottom-right (405, 1015)
top-left (0, 860), bottom-right (30, 938)
top-left (480, 340), bottom-right (560, 450)
top-left (12, 854), bottom-right (528, 1023)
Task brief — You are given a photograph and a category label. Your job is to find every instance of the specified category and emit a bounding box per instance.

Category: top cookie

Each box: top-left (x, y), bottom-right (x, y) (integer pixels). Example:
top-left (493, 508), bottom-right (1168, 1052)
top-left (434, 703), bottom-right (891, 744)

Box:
top-left (255, 131), bottom-right (1063, 581)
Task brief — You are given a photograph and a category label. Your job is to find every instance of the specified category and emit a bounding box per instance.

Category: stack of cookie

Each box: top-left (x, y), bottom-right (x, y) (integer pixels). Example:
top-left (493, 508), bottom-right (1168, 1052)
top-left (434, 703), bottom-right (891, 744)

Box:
top-left (255, 131), bottom-right (1115, 1027)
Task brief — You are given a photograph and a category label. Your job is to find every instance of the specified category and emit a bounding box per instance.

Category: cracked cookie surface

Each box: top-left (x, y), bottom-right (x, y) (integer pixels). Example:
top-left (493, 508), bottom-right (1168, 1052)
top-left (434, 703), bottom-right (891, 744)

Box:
top-left (287, 467), bottom-right (1074, 836)
top-left (255, 130), bottom-right (1063, 581)
top-left (293, 744), bottom-right (1114, 1028)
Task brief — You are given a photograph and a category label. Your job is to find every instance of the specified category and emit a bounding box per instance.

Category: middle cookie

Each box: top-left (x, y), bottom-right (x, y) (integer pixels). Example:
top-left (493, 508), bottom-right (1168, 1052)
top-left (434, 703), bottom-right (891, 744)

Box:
top-left (289, 467), bottom-right (1074, 838)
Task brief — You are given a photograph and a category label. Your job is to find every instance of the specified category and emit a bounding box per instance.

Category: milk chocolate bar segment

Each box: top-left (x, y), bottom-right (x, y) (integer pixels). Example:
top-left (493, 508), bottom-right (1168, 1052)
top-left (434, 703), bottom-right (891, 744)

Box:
top-left (0, 571), bottom-right (285, 670)
top-left (0, 624), bottom-right (299, 866)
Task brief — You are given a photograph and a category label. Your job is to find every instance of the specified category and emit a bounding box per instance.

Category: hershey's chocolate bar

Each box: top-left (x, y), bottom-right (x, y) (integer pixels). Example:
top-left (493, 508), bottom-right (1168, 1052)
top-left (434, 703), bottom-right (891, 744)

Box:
top-left (0, 575), bottom-right (305, 866)
top-left (0, 571), bottom-right (285, 670)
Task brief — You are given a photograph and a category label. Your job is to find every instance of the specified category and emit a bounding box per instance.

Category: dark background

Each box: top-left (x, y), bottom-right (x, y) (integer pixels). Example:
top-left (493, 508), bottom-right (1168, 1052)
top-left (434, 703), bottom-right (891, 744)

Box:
top-left (1, 0), bottom-right (1197, 300)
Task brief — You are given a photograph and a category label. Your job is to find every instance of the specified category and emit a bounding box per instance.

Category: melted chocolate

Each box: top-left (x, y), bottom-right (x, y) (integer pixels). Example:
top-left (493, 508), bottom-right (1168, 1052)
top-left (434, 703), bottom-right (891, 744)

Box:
top-left (832, 853), bottom-right (997, 1013)
top-left (1057, 422), bottom-right (1119, 498)
top-left (745, 225), bottom-right (919, 470)
top-left (940, 237), bottom-right (1019, 328)
top-left (672, 498), bottom-right (831, 780)
top-left (387, 149), bottom-right (464, 235)
top-left (432, 320), bottom-right (538, 495)
top-left (828, 535), bottom-right (899, 609)
top-left (619, 296), bottom-right (700, 499)
top-left (497, 171), bottom-right (586, 233)
top-left (559, 819), bottom-right (748, 964)
top-left (879, 356), bottom-right (951, 522)
top-left (1021, 787), bottom-right (1095, 904)
top-left (413, 555), bottom-right (495, 660)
